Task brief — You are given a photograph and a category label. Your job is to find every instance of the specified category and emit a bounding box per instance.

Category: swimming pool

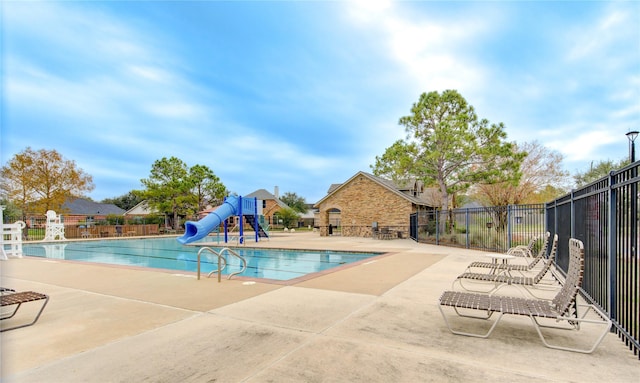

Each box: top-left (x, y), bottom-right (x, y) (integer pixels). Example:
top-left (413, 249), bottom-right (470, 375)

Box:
top-left (21, 238), bottom-right (382, 281)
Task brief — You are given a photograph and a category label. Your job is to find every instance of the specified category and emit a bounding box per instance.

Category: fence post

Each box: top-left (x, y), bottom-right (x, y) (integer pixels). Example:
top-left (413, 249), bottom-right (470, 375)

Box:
top-left (507, 205), bottom-right (512, 249)
top-left (570, 190), bottom-right (576, 238)
top-left (608, 171), bottom-right (617, 321)
top-left (552, 202), bottom-right (554, 233)
top-left (435, 209), bottom-right (439, 245)
top-left (465, 208), bottom-right (470, 249)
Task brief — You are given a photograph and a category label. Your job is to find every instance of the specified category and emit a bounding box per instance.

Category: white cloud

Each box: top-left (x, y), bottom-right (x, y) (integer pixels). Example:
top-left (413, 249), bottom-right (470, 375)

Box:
top-left (546, 129), bottom-right (620, 162)
top-left (345, 2), bottom-right (493, 95)
top-left (5, 57), bottom-right (119, 120)
top-left (206, 133), bottom-right (343, 174)
top-left (346, 0), bottom-right (393, 22)
top-left (566, 8), bottom-right (630, 62)
top-left (127, 65), bottom-right (173, 83)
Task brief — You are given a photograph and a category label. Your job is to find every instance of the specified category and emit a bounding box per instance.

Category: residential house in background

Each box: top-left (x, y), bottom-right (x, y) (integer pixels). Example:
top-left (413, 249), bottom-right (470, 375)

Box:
top-left (299, 204), bottom-right (317, 228)
top-left (314, 171), bottom-right (437, 238)
top-left (60, 198), bottom-right (125, 226)
top-left (124, 200), bottom-right (157, 218)
top-left (245, 187), bottom-right (290, 228)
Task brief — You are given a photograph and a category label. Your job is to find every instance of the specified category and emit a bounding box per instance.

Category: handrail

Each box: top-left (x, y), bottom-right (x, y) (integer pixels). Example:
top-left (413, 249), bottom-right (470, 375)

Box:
top-left (209, 248), bottom-right (247, 279)
top-left (197, 247), bottom-right (226, 282)
top-left (196, 246), bottom-right (247, 282)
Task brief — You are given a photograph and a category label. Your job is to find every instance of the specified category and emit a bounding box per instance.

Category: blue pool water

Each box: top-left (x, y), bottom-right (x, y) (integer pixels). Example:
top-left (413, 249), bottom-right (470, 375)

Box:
top-left (21, 238), bottom-right (382, 281)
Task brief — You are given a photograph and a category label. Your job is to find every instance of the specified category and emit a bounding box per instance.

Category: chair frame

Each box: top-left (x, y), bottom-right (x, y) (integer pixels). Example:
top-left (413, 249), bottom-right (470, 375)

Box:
top-left (439, 238), bottom-right (612, 354)
top-left (1, 289), bottom-right (50, 332)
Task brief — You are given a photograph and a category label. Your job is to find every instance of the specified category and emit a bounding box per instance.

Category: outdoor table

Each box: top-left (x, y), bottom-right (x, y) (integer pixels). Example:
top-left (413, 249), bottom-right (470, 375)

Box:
top-left (483, 252), bottom-right (516, 274)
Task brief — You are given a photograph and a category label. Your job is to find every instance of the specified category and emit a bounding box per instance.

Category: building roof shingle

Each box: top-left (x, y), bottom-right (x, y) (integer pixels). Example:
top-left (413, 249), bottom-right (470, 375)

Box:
top-left (63, 198), bottom-right (125, 215)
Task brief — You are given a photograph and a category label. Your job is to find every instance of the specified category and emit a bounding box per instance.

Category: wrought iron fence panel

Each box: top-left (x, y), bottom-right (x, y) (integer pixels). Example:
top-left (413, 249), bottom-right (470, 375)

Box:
top-left (411, 204), bottom-right (546, 253)
top-left (546, 163), bottom-right (639, 358)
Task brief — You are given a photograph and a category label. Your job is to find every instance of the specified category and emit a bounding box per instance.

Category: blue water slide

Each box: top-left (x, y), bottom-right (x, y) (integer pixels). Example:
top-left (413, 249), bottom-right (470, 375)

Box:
top-left (177, 195), bottom-right (239, 244)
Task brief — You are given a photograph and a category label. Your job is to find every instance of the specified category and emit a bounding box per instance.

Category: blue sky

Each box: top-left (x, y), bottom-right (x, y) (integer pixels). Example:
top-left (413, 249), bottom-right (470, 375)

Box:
top-left (2, 1), bottom-right (639, 203)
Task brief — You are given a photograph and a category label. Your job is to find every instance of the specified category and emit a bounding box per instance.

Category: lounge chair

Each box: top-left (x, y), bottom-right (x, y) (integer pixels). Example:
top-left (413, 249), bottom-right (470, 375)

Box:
top-left (464, 232), bottom-right (551, 273)
top-left (506, 232), bottom-right (547, 258)
top-left (438, 238), bottom-right (612, 354)
top-left (452, 234), bottom-right (559, 297)
top-left (1, 288), bottom-right (49, 332)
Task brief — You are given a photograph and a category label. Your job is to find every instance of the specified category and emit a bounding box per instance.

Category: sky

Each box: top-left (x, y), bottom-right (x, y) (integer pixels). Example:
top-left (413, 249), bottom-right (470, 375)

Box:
top-left (1, 0), bottom-right (639, 204)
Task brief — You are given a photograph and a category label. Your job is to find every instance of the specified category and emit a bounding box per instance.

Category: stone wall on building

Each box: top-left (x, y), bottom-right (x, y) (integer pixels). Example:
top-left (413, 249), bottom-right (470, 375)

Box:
top-left (317, 174), bottom-right (413, 237)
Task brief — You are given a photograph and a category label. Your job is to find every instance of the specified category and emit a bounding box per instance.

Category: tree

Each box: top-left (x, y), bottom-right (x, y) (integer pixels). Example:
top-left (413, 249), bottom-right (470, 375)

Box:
top-left (276, 207), bottom-right (300, 229)
top-left (528, 184), bottom-right (567, 204)
top-left (139, 157), bottom-right (192, 229)
top-left (280, 192), bottom-right (307, 213)
top-left (138, 157), bottom-right (227, 228)
top-left (188, 164), bottom-right (227, 213)
top-left (370, 140), bottom-right (416, 181)
top-left (0, 198), bottom-right (22, 222)
top-left (1, 147), bottom-right (94, 218)
top-left (473, 141), bottom-right (570, 207)
top-left (574, 158), bottom-right (628, 188)
top-left (372, 90), bottom-right (524, 232)
top-left (102, 191), bottom-right (144, 211)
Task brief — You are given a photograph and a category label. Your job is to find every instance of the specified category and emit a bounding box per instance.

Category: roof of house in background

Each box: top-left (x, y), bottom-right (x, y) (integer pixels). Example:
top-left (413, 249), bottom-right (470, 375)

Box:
top-left (124, 200), bottom-right (158, 216)
top-left (315, 171), bottom-right (438, 208)
top-left (299, 209), bottom-right (316, 219)
top-left (245, 189), bottom-right (289, 209)
top-left (63, 198), bottom-right (125, 215)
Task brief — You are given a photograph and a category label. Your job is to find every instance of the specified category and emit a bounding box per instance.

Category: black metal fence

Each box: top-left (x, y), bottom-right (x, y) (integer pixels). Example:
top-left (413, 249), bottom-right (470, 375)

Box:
top-left (547, 164), bottom-right (640, 358)
top-left (410, 204), bottom-right (546, 252)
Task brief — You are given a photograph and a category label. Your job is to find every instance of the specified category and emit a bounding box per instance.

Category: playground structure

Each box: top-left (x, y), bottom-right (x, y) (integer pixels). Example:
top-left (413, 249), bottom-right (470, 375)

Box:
top-left (1, 206), bottom-right (26, 260)
top-left (177, 195), bottom-right (269, 245)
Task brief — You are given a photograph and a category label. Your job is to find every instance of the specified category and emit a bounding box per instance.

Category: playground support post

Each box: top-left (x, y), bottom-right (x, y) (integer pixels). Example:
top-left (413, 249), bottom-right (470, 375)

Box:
top-left (238, 196), bottom-right (244, 244)
top-left (253, 197), bottom-right (259, 242)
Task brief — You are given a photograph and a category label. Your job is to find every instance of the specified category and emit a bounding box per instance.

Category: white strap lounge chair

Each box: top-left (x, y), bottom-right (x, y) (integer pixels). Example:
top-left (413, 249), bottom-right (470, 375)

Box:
top-left (438, 238), bottom-right (612, 354)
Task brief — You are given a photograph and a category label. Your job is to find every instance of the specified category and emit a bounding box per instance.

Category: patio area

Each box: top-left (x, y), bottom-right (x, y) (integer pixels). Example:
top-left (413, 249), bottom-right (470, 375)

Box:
top-left (1, 232), bottom-right (638, 382)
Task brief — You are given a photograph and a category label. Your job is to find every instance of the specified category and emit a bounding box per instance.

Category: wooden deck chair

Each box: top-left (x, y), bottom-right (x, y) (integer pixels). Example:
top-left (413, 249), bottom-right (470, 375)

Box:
top-left (465, 232), bottom-right (551, 273)
top-left (452, 234), bottom-right (559, 297)
top-left (1, 288), bottom-right (49, 332)
top-left (438, 238), bottom-right (612, 354)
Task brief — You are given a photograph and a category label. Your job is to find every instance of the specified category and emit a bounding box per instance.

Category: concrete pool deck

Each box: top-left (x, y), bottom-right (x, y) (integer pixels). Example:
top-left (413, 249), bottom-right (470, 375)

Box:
top-left (1, 231), bottom-right (638, 382)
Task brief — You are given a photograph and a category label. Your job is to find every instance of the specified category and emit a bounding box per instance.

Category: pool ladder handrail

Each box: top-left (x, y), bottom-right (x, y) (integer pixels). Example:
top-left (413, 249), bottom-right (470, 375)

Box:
top-left (208, 248), bottom-right (247, 279)
top-left (196, 247), bottom-right (247, 282)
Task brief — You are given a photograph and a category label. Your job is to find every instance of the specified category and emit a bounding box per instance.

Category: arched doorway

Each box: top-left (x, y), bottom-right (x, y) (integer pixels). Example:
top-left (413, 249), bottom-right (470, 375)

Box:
top-left (319, 207), bottom-right (341, 236)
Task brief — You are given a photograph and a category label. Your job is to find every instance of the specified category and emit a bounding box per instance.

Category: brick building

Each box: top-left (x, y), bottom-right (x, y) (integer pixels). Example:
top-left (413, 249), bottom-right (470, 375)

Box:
top-left (314, 171), bottom-right (437, 238)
